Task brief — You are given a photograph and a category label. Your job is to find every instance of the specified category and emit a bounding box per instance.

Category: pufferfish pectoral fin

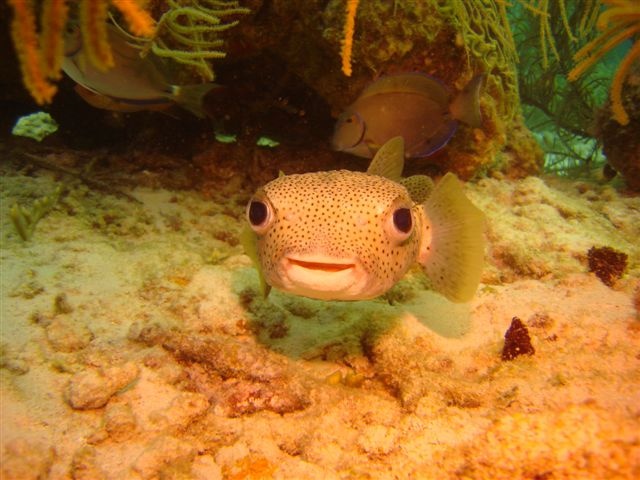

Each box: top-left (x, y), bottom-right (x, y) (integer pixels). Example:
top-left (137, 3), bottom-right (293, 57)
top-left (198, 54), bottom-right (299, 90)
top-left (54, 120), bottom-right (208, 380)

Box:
top-left (420, 173), bottom-right (485, 303)
top-left (240, 225), bottom-right (272, 298)
top-left (366, 136), bottom-right (405, 181)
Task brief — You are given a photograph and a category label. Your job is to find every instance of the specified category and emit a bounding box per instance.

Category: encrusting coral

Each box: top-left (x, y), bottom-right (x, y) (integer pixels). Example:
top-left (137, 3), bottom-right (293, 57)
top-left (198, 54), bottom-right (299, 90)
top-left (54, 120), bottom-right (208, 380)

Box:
top-left (302, 0), bottom-right (538, 178)
top-left (328, 0), bottom-right (640, 180)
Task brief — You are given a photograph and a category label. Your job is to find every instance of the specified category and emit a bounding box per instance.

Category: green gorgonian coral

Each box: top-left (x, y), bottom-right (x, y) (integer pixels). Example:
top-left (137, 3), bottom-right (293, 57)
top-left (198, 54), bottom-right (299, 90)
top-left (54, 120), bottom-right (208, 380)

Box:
top-left (145, 0), bottom-right (250, 81)
top-left (509, 1), bottom-right (612, 176)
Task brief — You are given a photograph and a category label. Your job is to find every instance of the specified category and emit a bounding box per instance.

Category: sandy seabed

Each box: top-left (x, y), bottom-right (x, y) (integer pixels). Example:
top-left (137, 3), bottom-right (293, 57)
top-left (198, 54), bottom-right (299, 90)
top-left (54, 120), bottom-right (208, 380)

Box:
top-left (1, 164), bottom-right (639, 480)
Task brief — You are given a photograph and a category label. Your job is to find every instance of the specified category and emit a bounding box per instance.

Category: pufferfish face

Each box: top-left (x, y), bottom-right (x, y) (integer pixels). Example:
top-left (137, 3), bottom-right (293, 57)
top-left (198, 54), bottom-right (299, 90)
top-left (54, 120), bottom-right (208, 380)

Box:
top-left (245, 170), bottom-right (422, 300)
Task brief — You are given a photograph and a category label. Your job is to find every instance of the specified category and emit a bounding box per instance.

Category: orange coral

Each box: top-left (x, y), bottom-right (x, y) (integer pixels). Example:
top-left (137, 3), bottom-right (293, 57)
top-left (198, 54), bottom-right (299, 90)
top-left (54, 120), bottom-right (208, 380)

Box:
top-left (568, 0), bottom-right (640, 125)
top-left (110, 0), bottom-right (155, 37)
top-left (340, 0), bottom-right (359, 77)
top-left (40, 0), bottom-right (69, 79)
top-left (80, 0), bottom-right (114, 69)
top-left (8, 0), bottom-right (58, 104)
top-left (7, 0), bottom-right (156, 105)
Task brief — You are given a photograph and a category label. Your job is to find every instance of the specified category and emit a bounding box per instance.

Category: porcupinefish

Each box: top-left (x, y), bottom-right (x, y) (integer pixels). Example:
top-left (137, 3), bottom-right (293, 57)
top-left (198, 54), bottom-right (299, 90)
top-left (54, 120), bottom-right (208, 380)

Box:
top-left (62, 23), bottom-right (217, 117)
top-left (332, 73), bottom-right (485, 158)
top-left (242, 137), bottom-right (485, 302)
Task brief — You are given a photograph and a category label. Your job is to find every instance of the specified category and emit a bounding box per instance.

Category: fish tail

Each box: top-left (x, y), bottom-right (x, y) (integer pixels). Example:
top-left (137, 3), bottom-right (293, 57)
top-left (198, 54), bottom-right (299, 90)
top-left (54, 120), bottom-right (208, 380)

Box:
top-left (170, 83), bottom-right (219, 118)
top-left (419, 173), bottom-right (485, 302)
top-left (449, 74), bottom-right (485, 128)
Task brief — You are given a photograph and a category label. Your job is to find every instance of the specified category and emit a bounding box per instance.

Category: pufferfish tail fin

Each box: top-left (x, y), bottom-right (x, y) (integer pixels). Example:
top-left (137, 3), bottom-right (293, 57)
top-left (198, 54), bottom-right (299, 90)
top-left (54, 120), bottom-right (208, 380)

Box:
top-left (420, 173), bottom-right (485, 303)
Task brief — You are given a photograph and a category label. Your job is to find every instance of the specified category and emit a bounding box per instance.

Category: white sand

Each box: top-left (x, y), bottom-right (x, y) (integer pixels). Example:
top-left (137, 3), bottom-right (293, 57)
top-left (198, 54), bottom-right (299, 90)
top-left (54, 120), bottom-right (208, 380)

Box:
top-left (1, 169), bottom-right (639, 479)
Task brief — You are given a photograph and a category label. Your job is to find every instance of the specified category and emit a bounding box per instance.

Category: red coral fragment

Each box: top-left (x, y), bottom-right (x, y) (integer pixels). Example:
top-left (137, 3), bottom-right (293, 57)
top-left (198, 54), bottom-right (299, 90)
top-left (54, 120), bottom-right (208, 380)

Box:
top-left (587, 246), bottom-right (628, 287)
top-left (501, 317), bottom-right (535, 361)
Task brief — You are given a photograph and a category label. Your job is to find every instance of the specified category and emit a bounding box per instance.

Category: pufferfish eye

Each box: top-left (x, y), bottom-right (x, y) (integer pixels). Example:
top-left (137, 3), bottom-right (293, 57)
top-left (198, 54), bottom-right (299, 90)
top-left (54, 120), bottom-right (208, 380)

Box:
top-left (385, 206), bottom-right (414, 244)
top-left (393, 208), bottom-right (412, 233)
top-left (246, 197), bottom-right (273, 234)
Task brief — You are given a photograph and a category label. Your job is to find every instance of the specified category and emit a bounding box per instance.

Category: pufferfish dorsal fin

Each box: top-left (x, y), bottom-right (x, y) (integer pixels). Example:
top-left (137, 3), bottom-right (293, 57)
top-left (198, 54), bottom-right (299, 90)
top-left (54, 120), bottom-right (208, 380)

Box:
top-left (400, 175), bottom-right (434, 204)
top-left (240, 224), bottom-right (271, 298)
top-left (366, 136), bottom-right (405, 181)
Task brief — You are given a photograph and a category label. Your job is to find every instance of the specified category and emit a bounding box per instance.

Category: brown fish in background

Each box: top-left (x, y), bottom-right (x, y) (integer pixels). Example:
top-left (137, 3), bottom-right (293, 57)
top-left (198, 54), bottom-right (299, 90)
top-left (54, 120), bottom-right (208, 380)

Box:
top-left (332, 73), bottom-right (485, 158)
top-left (62, 24), bottom-right (217, 117)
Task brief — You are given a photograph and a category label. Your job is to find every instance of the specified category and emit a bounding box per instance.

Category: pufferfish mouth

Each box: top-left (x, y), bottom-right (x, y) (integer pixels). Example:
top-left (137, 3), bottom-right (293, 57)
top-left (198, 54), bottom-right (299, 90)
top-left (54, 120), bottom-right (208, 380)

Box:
top-left (278, 254), bottom-right (366, 300)
top-left (286, 258), bottom-right (356, 272)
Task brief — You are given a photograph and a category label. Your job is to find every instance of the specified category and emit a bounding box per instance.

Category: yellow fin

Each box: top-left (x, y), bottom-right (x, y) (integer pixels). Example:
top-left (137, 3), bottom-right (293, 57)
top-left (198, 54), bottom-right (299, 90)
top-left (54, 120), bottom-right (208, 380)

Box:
top-left (421, 173), bottom-right (485, 303)
top-left (366, 136), bottom-right (404, 181)
top-left (400, 175), bottom-right (434, 203)
top-left (239, 224), bottom-right (271, 298)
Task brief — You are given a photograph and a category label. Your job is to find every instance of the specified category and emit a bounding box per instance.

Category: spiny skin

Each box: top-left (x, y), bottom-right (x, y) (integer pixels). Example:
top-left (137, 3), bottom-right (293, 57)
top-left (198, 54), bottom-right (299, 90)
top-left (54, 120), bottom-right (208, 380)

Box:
top-left (252, 170), bottom-right (429, 300)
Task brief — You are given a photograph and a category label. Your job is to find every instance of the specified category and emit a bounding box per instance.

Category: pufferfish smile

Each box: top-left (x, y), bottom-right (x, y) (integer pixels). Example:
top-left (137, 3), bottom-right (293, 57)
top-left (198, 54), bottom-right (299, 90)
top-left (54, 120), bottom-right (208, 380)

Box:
top-left (286, 257), bottom-right (356, 272)
top-left (278, 254), bottom-right (367, 300)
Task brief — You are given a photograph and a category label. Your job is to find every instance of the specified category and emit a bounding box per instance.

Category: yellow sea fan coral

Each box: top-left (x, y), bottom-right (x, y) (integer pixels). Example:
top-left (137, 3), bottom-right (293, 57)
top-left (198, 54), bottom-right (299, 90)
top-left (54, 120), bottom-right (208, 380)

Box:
top-left (568, 0), bottom-right (640, 125)
top-left (80, 0), bottom-right (114, 69)
top-left (7, 0), bottom-right (59, 104)
top-left (110, 0), bottom-right (155, 36)
top-left (40, 0), bottom-right (68, 79)
top-left (340, 0), bottom-right (359, 77)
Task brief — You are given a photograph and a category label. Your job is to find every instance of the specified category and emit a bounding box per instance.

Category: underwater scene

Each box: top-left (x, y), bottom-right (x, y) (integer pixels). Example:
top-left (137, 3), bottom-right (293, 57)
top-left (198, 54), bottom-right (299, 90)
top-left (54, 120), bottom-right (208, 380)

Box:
top-left (1, 0), bottom-right (639, 478)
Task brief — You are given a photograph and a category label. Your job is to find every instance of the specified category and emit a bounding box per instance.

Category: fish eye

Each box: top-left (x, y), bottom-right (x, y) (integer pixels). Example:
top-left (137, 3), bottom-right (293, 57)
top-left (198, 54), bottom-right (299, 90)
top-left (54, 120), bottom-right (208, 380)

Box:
top-left (335, 112), bottom-right (365, 149)
top-left (385, 204), bottom-right (414, 244)
top-left (393, 208), bottom-right (412, 233)
top-left (246, 197), bottom-right (273, 234)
